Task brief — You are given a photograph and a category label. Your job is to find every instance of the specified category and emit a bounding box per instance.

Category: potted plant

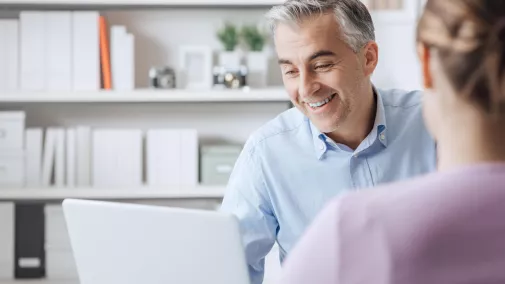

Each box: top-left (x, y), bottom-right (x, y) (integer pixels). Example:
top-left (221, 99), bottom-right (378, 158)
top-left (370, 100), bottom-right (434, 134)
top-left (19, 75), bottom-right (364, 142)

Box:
top-left (217, 22), bottom-right (241, 70)
top-left (241, 24), bottom-right (269, 87)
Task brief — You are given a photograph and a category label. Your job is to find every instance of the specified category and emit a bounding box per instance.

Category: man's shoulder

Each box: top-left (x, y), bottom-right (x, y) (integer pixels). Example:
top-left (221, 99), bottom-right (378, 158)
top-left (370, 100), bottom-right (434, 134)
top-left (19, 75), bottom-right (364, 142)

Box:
top-left (378, 88), bottom-right (423, 109)
top-left (243, 107), bottom-right (306, 153)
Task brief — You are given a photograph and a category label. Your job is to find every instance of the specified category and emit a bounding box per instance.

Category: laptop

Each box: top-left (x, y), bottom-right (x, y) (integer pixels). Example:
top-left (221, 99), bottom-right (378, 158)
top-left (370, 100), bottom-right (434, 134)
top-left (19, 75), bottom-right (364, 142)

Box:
top-left (62, 198), bottom-right (250, 284)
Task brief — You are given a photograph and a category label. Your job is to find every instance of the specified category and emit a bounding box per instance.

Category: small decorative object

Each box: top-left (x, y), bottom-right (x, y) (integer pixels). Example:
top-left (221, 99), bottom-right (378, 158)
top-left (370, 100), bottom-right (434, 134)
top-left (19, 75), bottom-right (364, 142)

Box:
top-left (179, 45), bottom-right (213, 89)
top-left (217, 22), bottom-right (242, 70)
top-left (213, 65), bottom-right (248, 89)
top-left (149, 66), bottom-right (176, 89)
top-left (242, 24), bottom-right (269, 88)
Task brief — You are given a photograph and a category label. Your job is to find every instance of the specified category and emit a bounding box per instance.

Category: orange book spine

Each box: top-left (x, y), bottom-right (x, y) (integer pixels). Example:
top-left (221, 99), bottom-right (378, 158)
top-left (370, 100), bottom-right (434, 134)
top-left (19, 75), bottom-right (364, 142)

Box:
top-left (99, 16), bottom-right (112, 90)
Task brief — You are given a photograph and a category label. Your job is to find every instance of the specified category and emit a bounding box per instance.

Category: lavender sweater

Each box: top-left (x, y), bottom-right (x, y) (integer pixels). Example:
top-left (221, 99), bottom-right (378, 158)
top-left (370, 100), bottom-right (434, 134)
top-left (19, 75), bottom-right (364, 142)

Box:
top-left (278, 163), bottom-right (505, 284)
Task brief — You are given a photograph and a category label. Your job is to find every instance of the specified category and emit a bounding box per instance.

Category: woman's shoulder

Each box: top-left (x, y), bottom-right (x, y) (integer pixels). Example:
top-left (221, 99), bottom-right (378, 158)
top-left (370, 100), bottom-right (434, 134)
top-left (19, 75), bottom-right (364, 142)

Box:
top-left (334, 162), bottom-right (505, 229)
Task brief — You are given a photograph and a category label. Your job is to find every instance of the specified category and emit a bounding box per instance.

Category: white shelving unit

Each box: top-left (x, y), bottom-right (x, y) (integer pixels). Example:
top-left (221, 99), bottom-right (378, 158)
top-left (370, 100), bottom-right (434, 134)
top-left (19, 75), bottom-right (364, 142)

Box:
top-left (0, 88), bottom-right (289, 103)
top-left (0, 186), bottom-right (226, 201)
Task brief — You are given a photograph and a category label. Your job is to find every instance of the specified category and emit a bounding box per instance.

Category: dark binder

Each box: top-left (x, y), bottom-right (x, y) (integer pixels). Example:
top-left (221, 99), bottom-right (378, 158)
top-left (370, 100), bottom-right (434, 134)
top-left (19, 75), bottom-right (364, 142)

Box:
top-left (14, 203), bottom-right (46, 279)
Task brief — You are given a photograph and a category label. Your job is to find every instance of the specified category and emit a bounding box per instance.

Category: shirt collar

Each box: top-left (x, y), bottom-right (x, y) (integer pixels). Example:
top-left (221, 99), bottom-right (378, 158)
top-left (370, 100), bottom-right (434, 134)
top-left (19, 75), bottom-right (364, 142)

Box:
top-left (309, 120), bottom-right (327, 160)
top-left (309, 86), bottom-right (388, 159)
top-left (370, 87), bottom-right (388, 147)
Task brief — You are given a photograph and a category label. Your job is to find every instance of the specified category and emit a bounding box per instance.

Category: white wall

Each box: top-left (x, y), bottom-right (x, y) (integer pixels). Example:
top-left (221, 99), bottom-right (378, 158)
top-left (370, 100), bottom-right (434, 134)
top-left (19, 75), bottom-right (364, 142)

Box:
top-left (373, 22), bottom-right (423, 91)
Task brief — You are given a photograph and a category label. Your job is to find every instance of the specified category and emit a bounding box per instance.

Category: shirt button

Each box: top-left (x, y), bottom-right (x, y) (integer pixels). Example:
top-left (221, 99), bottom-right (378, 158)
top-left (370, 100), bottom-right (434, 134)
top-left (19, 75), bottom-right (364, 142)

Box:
top-left (354, 154), bottom-right (358, 158)
top-left (380, 133), bottom-right (386, 140)
top-left (319, 142), bottom-right (325, 150)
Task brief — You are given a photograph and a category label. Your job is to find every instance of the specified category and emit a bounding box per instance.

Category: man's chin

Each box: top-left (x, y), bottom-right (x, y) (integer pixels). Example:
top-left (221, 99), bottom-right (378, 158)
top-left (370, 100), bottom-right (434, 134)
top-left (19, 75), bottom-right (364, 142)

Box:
top-left (311, 119), bottom-right (341, 134)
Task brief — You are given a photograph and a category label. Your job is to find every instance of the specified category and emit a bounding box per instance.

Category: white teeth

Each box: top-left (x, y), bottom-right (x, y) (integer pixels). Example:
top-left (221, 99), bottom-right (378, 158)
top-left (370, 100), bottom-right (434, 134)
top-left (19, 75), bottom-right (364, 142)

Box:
top-left (308, 94), bottom-right (335, 108)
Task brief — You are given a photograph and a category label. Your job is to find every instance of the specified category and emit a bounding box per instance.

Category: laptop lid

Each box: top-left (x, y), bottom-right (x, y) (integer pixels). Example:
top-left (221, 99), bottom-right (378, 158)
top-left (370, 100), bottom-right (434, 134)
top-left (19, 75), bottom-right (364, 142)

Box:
top-left (62, 198), bottom-right (250, 284)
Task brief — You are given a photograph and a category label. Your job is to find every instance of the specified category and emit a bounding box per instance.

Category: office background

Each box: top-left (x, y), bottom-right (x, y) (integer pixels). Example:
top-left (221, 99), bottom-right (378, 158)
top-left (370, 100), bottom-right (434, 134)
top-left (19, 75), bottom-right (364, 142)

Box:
top-left (0, 0), bottom-right (424, 283)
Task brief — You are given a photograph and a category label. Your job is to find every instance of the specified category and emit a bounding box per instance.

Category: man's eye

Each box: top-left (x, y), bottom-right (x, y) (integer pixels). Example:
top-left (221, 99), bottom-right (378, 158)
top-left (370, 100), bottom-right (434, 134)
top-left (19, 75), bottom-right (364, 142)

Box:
top-left (285, 70), bottom-right (298, 76)
top-left (315, 64), bottom-right (334, 70)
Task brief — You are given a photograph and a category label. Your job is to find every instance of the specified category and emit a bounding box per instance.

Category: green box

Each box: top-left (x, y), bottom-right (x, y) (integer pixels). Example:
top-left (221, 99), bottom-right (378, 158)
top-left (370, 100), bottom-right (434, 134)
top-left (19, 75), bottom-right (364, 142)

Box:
top-left (200, 145), bottom-right (242, 185)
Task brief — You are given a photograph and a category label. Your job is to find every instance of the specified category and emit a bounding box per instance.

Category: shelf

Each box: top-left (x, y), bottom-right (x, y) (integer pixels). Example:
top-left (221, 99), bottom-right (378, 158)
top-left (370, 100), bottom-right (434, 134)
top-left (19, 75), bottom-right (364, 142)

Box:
top-left (0, 186), bottom-right (226, 201)
top-left (0, 0), bottom-right (283, 6)
top-left (0, 88), bottom-right (290, 103)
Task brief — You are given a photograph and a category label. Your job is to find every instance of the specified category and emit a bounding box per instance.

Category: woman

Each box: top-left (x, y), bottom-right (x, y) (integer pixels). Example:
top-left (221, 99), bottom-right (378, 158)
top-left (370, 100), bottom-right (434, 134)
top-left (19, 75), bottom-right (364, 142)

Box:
top-left (277, 0), bottom-right (505, 283)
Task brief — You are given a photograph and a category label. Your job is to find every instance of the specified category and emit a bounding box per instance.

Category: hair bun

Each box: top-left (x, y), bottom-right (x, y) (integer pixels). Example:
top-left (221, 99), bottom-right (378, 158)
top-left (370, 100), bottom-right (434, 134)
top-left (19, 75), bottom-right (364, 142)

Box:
top-left (492, 18), bottom-right (505, 43)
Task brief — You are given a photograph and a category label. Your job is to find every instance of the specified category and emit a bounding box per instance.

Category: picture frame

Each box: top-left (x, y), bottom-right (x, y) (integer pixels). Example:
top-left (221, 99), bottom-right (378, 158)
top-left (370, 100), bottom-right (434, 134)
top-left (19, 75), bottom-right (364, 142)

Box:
top-left (178, 45), bottom-right (213, 90)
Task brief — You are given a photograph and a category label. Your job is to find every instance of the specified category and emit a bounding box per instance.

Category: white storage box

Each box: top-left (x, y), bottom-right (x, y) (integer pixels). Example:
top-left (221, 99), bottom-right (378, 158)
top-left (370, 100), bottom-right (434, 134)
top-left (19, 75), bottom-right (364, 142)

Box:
top-left (0, 151), bottom-right (25, 188)
top-left (146, 129), bottom-right (198, 187)
top-left (0, 111), bottom-right (25, 150)
top-left (92, 129), bottom-right (143, 187)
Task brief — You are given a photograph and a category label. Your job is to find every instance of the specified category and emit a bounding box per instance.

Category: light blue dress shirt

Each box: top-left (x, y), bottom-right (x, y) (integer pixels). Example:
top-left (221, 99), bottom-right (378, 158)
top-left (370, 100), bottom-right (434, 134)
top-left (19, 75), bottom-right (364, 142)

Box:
top-left (220, 88), bottom-right (437, 284)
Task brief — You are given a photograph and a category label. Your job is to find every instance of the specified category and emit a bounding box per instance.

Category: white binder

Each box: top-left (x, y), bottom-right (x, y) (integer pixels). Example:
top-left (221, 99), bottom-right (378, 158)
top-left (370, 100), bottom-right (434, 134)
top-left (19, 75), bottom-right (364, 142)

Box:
top-left (92, 129), bottom-right (143, 187)
top-left (66, 128), bottom-right (76, 188)
top-left (20, 12), bottom-right (46, 91)
top-left (25, 128), bottom-right (43, 187)
top-left (76, 126), bottom-right (91, 187)
top-left (46, 11), bottom-right (72, 91)
top-left (72, 11), bottom-right (100, 91)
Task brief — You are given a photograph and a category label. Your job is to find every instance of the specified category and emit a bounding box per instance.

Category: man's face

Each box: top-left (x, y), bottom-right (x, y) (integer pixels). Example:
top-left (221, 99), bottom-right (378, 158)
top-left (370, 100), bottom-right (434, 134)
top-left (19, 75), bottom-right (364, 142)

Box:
top-left (274, 14), bottom-right (371, 133)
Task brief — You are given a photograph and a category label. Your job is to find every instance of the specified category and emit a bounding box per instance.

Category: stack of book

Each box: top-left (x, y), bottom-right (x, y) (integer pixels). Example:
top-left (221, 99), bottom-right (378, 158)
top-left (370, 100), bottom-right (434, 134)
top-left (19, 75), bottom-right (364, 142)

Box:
top-left (0, 11), bottom-right (135, 93)
top-left (5, 124), bottom-right (200, 189)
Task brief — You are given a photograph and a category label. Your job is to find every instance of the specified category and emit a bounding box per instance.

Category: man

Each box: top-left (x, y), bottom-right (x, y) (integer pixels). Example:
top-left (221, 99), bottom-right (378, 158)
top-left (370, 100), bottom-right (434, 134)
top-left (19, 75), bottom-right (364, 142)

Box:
top-left (220, 0), bottom-right (436, 283)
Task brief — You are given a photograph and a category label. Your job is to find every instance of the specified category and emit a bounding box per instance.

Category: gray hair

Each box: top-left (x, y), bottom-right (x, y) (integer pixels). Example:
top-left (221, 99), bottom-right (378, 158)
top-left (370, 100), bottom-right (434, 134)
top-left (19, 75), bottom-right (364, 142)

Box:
top-left (265, 0), bottom-right (375, 53)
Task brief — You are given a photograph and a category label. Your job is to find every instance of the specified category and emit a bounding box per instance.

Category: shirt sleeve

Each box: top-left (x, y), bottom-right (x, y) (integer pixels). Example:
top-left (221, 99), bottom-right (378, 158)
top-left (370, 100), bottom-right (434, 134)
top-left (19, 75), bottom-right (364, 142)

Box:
top-left (220, 145), bottom-right (278, 284)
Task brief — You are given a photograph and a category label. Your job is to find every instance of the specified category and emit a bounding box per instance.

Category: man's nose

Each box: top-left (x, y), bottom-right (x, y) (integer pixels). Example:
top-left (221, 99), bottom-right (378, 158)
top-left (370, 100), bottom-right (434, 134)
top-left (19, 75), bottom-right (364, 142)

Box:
top-left (298, 71), bottom-right (320, 98)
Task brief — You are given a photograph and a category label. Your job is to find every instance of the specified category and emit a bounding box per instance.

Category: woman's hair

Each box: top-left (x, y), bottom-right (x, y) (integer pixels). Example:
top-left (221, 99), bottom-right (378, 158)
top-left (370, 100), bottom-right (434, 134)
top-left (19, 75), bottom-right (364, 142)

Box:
top-left (417, 0), bottom-right (505, 113)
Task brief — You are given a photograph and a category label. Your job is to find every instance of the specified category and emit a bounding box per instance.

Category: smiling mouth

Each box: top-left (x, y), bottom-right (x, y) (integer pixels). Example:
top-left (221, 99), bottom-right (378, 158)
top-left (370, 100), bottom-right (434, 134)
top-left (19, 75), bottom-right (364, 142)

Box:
top-left (307, 94), bottom-right (336, 109)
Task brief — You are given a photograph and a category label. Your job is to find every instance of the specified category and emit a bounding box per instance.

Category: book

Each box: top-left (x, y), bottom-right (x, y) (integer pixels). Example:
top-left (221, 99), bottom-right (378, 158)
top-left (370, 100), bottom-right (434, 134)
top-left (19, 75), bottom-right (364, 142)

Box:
top-left (92, 129), bottom-right (142, 187)
top-left (25, 129), bottom-right (43, 187)
top-left (41, 129), bottom-right (56, 187)
top-left (0, 20), bottom-right (19, 91)
top-left (146, 129), bottom-right (181, 187)
top-left (54, 129), bottom-right (65, 187)
top-left (72, 11), bottom-right (100, 91)
top-left (99, 16), bottom-right (112, 90)
top-left (111, 26), bottom-right (135, 90)
top-left (66, 129), bottom-right (76, 188)
top-left (46, 11), bottom-right (72, 91)
top-left (14, 204), bottom-right (45, 279)
top-left (20, 12), bottom-right (46, 91)
top-left (76, 126), bottom-right (91, 187)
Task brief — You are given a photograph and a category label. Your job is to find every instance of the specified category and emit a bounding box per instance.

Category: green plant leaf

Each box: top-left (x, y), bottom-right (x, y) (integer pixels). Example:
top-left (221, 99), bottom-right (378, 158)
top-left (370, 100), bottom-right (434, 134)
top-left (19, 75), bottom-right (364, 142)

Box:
top-left (217, 22), bottom-right (239, 51)
top-left (241, 25), bottom-right (267, 52)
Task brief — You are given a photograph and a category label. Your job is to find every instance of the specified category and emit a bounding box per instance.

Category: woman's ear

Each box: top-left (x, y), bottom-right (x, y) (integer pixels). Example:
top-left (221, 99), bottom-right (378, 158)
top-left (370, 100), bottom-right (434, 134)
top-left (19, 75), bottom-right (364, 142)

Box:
top-left (418, 43), bottom-right (433, 89)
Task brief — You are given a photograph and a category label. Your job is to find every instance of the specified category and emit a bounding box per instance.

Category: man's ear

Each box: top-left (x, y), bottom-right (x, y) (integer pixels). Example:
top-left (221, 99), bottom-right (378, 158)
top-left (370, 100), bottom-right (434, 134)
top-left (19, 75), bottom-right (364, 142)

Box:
top-left (362, 41), bottom-right (379, 77)
top-left (418, 43), bottom-right (433, 89)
